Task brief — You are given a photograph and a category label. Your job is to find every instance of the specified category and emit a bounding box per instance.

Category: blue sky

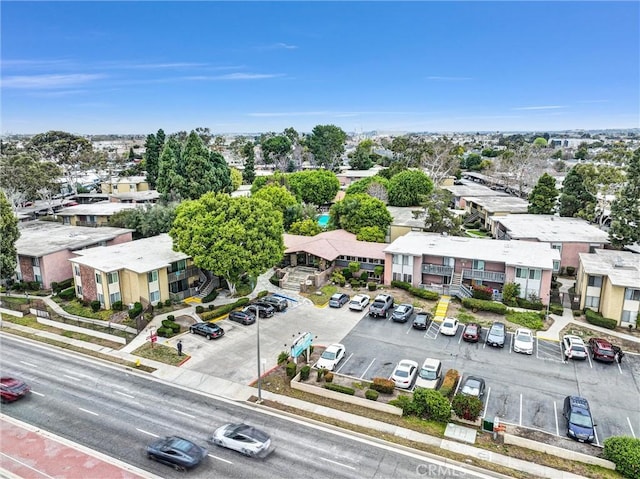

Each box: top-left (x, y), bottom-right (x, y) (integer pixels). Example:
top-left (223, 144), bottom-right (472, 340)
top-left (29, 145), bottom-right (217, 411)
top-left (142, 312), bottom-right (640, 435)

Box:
top-left (2, 1), bottom-right (639, 135)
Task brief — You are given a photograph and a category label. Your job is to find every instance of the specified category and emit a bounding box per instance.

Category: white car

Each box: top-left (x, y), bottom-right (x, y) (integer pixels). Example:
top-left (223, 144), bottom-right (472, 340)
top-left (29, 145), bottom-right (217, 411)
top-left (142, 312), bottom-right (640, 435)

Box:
top-left (414, 358), bottom-right (443, 390)
top-left (209, 423), bottom-right (272, 457)
top-left (390, 359), bottom-right (419, 389)
top-left (513, 328), bottom-right (534, 355)
top-left (316, 344), bottom-right (346, 371)
top-left (563, 335), bottom-right (588, 360)
top-left (439, 317), bottom-right (459, 336)
top-left (348, 294), bottom-right (370, 311)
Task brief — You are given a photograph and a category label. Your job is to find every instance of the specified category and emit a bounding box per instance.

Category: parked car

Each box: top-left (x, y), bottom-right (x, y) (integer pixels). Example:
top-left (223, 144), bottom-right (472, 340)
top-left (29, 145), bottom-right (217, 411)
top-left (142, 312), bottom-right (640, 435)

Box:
top-left (412, 312), bottom-right (432, 330)
top-left (209, 423), bottom-right (272, 458)
top-left (414, 358), bottom-right (443, 390)
top-left (588, 337), bottom-right (616, 363)
top-left (486, 321), bottom-right (506, 348)
top-left (245, 303), bottom-right (274, 318)
top-left (391, 303), bottom-right (414, 323)
top-left (228, 310), bottom-right (256, 325)
top-left (563, 335), bottom-right (588, 360)
top-left (460, 376), bottom-right (486, 398)
top-left (316, 344), bottom-right (346, 371)
top-left (329, 293), bottom-right (350, 308)
top-left (563, 396), bottom-right (596, 443)
top-left (189, 322), bottom-right (224, 340)
top-left (368, 294), bottom-right (394, 318)
top-left (390, 359), bottom-right (419, 389)
top-left (261, 295), bottom-right (288, 312)
top-left (0, 377), bottom-right (30, 403)
top-left (462, 322), bottom-right (481, 342)
top-left (147, 436), bottom-right (207, 471)
top-left (513, 328), bottom-right (534, 355)
top-left (349, 294), bottom-right (371, 311)
top-left (439, 317), bottom-right (459, 336)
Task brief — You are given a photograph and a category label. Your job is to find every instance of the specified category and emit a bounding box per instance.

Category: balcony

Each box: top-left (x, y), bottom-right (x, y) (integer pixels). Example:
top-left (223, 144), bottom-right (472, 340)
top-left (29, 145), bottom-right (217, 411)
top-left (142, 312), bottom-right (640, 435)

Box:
top-left (168, 266), bottom-right (200, 283)
top-left (462, 269), bottom-right (505, 283)
top-left (421, 264), bottom-right (454, 276)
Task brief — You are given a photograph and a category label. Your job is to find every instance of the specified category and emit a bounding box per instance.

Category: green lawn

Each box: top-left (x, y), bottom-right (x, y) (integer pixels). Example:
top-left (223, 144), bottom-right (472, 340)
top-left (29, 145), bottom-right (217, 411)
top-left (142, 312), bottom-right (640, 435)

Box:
top-left (305, 284), bottom-right (338, 306)
top-left (132, 342), bottom-right (187, 366)
top-left (465, 229), bottom-right (492, 238)
top-left (61, 300), bottom-right (114, 320)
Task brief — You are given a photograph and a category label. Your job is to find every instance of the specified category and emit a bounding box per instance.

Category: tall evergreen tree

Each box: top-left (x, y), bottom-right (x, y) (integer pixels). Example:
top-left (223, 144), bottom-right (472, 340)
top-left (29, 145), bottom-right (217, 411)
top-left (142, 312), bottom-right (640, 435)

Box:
top-left (241, 141), bottom-right (256, 184)
top-left (156, 138), bottom-right (185, 202)
top-left (182, 131), bottom-right (216, 200)
top-left (609, 148), bottom-right (640, 248)
top-left (144, 128), bottom-right (165, 188)
top-left (209, 151), bottom-right (233, 193)
top-left (528, 173), bottom-right (559, 214)
top-left (559, 166), bottom-right (595, 218)
top-left (0, 191), bottom-right (20, 281)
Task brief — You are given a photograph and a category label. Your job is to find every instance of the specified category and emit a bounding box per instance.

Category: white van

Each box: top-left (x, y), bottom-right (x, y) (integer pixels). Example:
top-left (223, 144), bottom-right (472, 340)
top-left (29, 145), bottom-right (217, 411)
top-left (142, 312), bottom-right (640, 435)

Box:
top-left (414, 358), bottom-right (443, 390)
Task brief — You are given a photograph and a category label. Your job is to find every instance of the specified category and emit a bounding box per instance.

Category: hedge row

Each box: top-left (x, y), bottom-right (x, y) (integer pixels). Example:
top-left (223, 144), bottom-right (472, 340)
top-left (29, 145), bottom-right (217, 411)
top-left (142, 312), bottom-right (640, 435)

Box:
top-left (462, 298), bottom-right (508, 314)
top-left (440, 369), bottom-right (460, 398)
top-left (58, 287), bottom-right (76, 301)
top-left (201, 290), bottom-right (218, 303)
top-left (516, 298), bottom-right (545, 311)
top-left (200, 298), bottom-right (250, 320)
top-left (365, 389), bottom-right (379, 401)
top-left (391, 280), bottom-right (439, 301)
top-left (585, 309), bottom-right (617, 330)
top-left (51, 278), bottom-right (73, 294)
top-left (603, 436), bottom-right (640, 478)
top-left (370, 377), bottom-right (395, 394)
top-left (128, 302), bottom-right (143, 319)
top-left (324, 383), bottom-right (355, 395)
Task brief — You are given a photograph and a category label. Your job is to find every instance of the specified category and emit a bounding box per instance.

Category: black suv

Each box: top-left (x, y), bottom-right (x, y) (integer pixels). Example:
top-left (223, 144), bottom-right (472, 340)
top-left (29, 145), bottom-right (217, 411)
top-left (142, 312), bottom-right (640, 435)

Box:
top-left (247, 302), bottom-right (275, 318)
top-left (412, 312), bottom-right (432, 330)
top-left (563, 396), bottom-right (596, 443)
top-left (189, 322), bottom-right (225, 340)
top-left (261, 295), bottom-right (288, 312)
top-left (369, 294), bottom-right (394, 318)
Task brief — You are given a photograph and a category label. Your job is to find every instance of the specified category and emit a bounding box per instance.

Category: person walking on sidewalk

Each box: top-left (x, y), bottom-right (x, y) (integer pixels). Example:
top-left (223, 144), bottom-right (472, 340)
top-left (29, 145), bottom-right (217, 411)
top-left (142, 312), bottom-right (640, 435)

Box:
top-left (177, 340), bottom-right (183, 356)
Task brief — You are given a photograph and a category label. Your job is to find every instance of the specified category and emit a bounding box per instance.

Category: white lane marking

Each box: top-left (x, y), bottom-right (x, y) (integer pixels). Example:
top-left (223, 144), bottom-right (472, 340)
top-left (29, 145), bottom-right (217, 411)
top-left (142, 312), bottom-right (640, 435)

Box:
top-left (617, 360), bottom-right (623, 375)
top-left (0, 451), bottom-right (56, 479)
top-left (457, 331), bottom-right (463, 344)
top-left (78, 407), bottom-right (99, 416)
top-left (554, 401), bottom-right (560, 436)
top-left (30, 390), bottom-right (45, 397)
top-left (335, 353), bottom-right (353, 373)
top-left (594, 426), bottom-right (600, 446)
top-left (63, 374), bottom-right (81, 381)
top-left (482, 387), bottom-right (491, 420)
top-left (627, 417), bottom-right (637, 438)
top-left (19, 361), bottom-right (38, 368)
top-left (172, 409), bottom-right (196, 419)
top-left (536, 338), bottom-right (540, 360)
top-left (115, 390), bottom-right (135, 399)
top-left (360, 358), bottom-right (376, 379)
top-left (208, 454), bottom-right (233, 464)
top-left (405, 325), bottom-right (412, 334)
top-left (519, 394), bottom-right (523, 426)
top-left (136, 428), bottom-right (159, 437)
top-left (320, 456), bottom-right (357, 470)
top-left (453, 372), bottom-right (463, 396)
top-left (586, 352), bottom-right (593, 368)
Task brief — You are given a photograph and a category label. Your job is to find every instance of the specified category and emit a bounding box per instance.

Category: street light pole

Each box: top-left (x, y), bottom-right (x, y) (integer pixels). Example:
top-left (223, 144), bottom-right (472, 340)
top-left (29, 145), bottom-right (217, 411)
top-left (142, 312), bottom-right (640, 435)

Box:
top-left (249, 305), bottom-right (263, 403)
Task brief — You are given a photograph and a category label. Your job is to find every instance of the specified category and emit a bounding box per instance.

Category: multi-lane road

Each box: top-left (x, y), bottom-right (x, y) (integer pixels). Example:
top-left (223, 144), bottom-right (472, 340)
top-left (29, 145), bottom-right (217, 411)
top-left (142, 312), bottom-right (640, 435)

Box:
top-left (1, 334), bottom-right (499, 479)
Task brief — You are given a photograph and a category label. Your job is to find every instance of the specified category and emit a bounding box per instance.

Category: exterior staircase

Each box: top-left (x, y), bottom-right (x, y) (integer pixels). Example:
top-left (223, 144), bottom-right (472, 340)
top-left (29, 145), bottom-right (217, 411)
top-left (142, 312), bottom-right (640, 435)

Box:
top-left (185, 271), bottom-right (216, 304)
top-left (282, 267), bottom-right (317, 292)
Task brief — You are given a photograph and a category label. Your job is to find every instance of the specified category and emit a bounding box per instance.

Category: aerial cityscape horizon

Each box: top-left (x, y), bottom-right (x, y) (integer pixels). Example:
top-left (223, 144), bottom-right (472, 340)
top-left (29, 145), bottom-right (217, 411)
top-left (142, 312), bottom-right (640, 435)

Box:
top-left (2, 1), bottom-right (639, 135)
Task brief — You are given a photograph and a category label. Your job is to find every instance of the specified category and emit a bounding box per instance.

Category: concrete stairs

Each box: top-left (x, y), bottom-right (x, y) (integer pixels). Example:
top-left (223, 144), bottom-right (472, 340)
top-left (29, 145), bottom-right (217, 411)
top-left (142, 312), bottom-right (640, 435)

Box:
top-left (434, 295), bottom-right (451, 322)
top-left (282, 267), bottom-right (317, 292)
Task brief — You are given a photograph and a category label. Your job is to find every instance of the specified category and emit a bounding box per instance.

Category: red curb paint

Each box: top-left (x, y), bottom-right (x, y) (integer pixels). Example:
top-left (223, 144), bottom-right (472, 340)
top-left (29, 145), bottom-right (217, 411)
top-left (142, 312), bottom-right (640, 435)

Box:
top-left (177, 355), bottom-right (192, 366)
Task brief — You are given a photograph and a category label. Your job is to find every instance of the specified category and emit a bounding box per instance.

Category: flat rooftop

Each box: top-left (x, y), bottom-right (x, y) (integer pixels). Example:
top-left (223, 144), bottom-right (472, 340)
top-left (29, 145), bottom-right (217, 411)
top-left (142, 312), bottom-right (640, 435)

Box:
top-left (70, 234), bottom-right (189, 274)
top-left (442, 183), bottom-right (509, 198)
top-left (387, 206), bottom-right (427, 228)
top-left (16, 221), bottom-right (133, 257)
top-left (492, 215), bottom-right (610, 243)
top-left (579, 249), bottom-right (639, 287)
top-left (464, 196), bottom-right (529, 213)
top-left (56, 202), bottom-right (142, 216)
top-left (385, 231), bottom-right (560, 270)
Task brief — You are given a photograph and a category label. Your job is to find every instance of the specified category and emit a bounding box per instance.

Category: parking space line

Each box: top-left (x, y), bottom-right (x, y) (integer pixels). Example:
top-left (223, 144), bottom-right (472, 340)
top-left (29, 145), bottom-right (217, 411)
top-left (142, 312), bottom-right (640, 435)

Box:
top-left (554, 401), bottom-right (560, 436)
top-left (482, 387), bottom-right (491, 419)
top-left (335, 353), bottom-right (353, 374)
top-left (627, 417), bottom-right (637, 438)
top-left (586, 352), bottom-right (593, 368)
top-left (457, 331), bottom-right (463, 344)
top-left (594, 427), bottom-right (600, 447)
top-left (617, 361), bottom-right (623, 375)
top-left (360, 358), bottom-right (376, 379)
top-left (509, 333), bottom-right (514, 354)
top-left (406, 325), bottom-right (413, 334)
top-left (519, 394), bottom-right (522, 426)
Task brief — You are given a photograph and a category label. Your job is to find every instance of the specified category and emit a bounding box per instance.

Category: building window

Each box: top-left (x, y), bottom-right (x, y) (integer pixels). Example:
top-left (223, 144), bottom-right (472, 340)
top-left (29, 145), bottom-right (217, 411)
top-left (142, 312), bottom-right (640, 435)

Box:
top-left (130, 184), bottom-right (135, 191)
top-left (109, 291), bottom-right (121, 304)
top-left (31, 257), bottom-right (40, 266)
top-left (97, 292), bottom-right (105, 306)
top-left (393, 255), bottom-right (401, 265)
top-left (585, 296), bottom-right (600, 308)
top-left (147, 270), bottom-right (158, 283)
top-left (392, 272), bottom-right (401, 281)
top-left (528, 269), bottom-right (541, 280)
top-left (622, 310), bottom-right (638, 324)
top-left (473, 260), bottom-right (485, 270)
top-left (170, 259), bottom-right (187, 273)
top-left (76, 285), bottom-right (82, 296)
top-left (402, 255), bottom-right (409, 266)
top-left (403, 274), bottom-right (412, 283)
top-left (150, 290), bottom-right (160, 303)
top-left (74, 265), bottom-right (80, 276)
top-left (551, 243), bottom-right (562, 251)
top-left (553, 260), bottom-right (560, 272)
top-left (95, 273), bottom-right (102, 284)
top-left (588, 276), bottom-right (603, 287)
top-left (625, 288), bottom-right (640, 301)
top-left (516, 267), bottom-right (528, 279)
top-left (107, 272), bottom-right (118, 284)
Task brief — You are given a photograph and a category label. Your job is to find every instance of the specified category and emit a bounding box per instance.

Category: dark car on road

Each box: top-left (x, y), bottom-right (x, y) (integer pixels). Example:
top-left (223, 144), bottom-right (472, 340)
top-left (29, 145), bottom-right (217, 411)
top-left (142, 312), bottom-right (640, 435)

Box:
top-left (329, 293), bottom-right (350, 308)
top-left (228, 310), bottom-right (256, 325)
top-left (588, 337), bottom-right (616, 363)
top-left (486, 321), bottom-right (506, 348)
top-left (412, 312), bottom-right (432, 330)
top-left (147, 436), bottom-right (207, 471)
top-left (462, 323), bottom-right (481, 343)
top-left (189, 322), bottom-right (224, 340)
top-left (247, 302), bottom-right (275, 318)
top-left (563, 396), bottom-right (596, 443)
top-left (261, 295), bottom-right (288, 312)
top-left (0, 377), bottom-right (30, 403)
top-left (392, 303), bottom-right (414, 323)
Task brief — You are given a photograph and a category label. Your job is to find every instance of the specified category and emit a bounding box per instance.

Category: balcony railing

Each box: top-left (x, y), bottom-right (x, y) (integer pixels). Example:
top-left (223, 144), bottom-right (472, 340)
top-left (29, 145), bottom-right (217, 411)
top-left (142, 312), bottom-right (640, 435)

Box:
top-left (168, 266), bottom-right (200, 283)
top-left (169, 287), bottom-right (198, 302)
top-left (462, 269), bottom-right (505, 283)
top-left (421, 264), bottom-right (454, 276)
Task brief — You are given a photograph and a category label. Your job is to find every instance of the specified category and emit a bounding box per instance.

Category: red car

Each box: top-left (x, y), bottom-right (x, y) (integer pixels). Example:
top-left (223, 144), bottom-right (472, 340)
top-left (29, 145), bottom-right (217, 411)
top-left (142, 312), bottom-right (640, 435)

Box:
top-left (462, 323), bottom-right (481, 343)
top-left (0, 377), bottom-right (31, 403)
top-left (588, 337), bottom-right (616, 363)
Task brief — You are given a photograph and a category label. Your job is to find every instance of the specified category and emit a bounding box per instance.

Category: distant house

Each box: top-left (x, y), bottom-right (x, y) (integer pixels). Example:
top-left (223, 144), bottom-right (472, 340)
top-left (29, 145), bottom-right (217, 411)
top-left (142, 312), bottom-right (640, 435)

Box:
top-left (14, 221), bottom-right (133, 289)
top-left (383, 232), bottom-right (560, 305)
top-left (56, 202), bottom-right (142, 227)
top-left (336, 168), bottom-right (383, 188)
top-left (491, 215), bottom-right (609, 271)
top-left (576, 249), bottom-right (639, 328)
top-left (101, 176), bottom-right (150, 194)
top-left (462, 195), bottom-right (529, 230)
top-left (442, 180), bottom-right (508, 210)
top-left (387, 206), bottom-right (430, 242)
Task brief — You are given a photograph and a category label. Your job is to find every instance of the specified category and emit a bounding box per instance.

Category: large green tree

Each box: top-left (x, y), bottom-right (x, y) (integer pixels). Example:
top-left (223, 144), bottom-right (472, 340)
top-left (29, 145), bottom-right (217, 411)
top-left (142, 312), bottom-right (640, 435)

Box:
top-left (420, 189), bottom-right (463, 235)
top-left (209, 150), bottom-right (233, 194)
top-left (559, 165), bottom-right (596, 218)
top-left (109, 203), bottom-right (177, 239)
top-left (528, 173), bottom-right (559, 214)
top-left (609, 148), bottom-right (640, 248)
top-left (261, 135), bottom-right (292, 171)
top-left (252, 185), bottom-right (298, 225)
top-left (288, 170), bottom-right (340, 205)
top-left (345, 175), bottom-right (390, 203)
top-left (306, 124), bottom-right (347, 171)
top-left (0, 191), bottom-right (20, 280)
top-left (289, 218), bottom-right (323, 236)
top-left (170, 193), bottom-right (284, 296)
top-left (329, 193), bottom-right (392, 235)
top-left (0, 152), bottom-right (62, 208)
top-left (144, 128), bottom-right (165, 188)
top-left (156, 138), bottom-right (185, 202)
top-left (348, 139), bottom-right (376, 170)
top-left (388, 170), bottom-right (434, 207)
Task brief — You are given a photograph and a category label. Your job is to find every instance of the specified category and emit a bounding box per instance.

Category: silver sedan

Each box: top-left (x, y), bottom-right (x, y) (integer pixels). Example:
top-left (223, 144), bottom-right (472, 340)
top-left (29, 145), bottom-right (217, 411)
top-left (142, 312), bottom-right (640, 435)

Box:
top-left (209, 423), bottom-right (273, 458)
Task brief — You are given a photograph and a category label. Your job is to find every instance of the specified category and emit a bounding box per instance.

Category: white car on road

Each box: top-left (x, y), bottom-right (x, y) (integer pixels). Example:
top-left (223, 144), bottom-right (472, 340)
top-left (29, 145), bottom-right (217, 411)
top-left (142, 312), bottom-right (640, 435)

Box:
top-left (316, 344), bottom-right (346, 371)
top-left (390, 359), bottom-right (419, 389)
top-left (439, 317), bottom-right (459, 336)
top-left (513, 328), bottom-right (534, 355)
top-left (348, 294), bottom-right (370, 311)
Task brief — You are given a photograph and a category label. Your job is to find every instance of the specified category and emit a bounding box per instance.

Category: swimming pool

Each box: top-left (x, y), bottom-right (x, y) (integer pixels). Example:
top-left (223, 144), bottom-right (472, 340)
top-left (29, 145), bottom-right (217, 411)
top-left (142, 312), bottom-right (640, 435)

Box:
top-left (317, 213), bottom-right (330, 227)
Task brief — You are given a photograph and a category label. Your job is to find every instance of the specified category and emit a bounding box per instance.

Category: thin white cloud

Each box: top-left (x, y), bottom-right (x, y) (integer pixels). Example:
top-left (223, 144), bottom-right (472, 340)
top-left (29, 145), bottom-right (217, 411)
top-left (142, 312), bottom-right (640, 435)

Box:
top-left (28, 89), bottom-right (89, 98)
top-left (128, 62), bottom-right (210, 69)
top-left (1, 73), bottom-right (105, 89)
top-left (261, 42), bottom-right (298, 50)
top-left (512, 105), bottom-right (566, 111)
top-left (248, 110), bottom-right (418, 118)
top-left (577, 99), bottom-right (609, 104)
top-left (182, 73), bottom-right (284, 81)
top-left (1, 59), bottom-right (73, 69)
top-left (427, 76), bottom-right (472, 81)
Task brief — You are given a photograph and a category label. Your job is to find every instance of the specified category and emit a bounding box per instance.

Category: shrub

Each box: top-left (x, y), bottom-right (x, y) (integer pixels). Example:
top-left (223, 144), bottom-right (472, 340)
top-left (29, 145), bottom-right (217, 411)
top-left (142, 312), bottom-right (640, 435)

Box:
top-left (269, 274), bottom-right (280, 286)
top-left (462, 298), bottom-right (507, 314)
top-left (472, 285), bottom-right (493, 301)
top-left (452, 394), bottom-right (484, 421)
top-left (324, 383), bottom-right (355, 395)
top-left (412, 388), bottom-right (451, 423)
top-left (257, 290), bottom-right (269, 299)
top-left (389, 395), bottom-right (414, 415)
top-left (516, 297), bottom-right (544, 310)
top-left (506, 311), bottom-right (544, 330)
top-left (316, 368), bottom-right (326, 382)
top-left (195, 305), bottom-right (204, 314)
top-left (167, 314), bottom-right (175, 321)
top-left (585, 309), bottom-right (617, 329)
top-left (200, 299), bottom-right (249, 320)
top-left (348, 262), bottom-right (361, 273)
top-left (440, 369), bottom-right (460, 398)
top-left (51, 282), bottom-right (59, 294)
top-left (349, 278), bottom-right (361, 287)
top-left (90, 300), bottom-right (101, 312)
top-left (128, 302), bottom-right (143, 319)
top-left (300, 365), bottom-right (311, 381)
top-left (566, 266), bottom-right (576, 276)
top-left (162, 319), bottom-right (180, 333)
top-left (112, 301), bottom-right (124, 311)
top-left (367, 282), bottom-right (377, 291)
top-left (277, 351), bottom-right (289, 365)
top-left (285, 361), bottom-right (297, 378)
top-left (324, 371), bottom-right (334, 383)
top-left (365, 389), bottom-right (379, 401)
top-left (28, 281), bottom-right (41, 291)
top-left (573, 310), bottom-right (582, 317)
top-left (208, 304), bottom-right (215, 310)
top-left (202, 290), bottom-right (218, 303)
top-left (502, 282), bottom-right (520, 305)
top-left (549, 303), bottom-right (564, 315)
top-left (155, 302), bottom-right (163, 310)
top-left (391, 280), bottom-right (412, 291)
top-left (164, 299), bottom-right (172, 307)
top-left (342, 268), bottom-right (353, 280)
top-left (156, 327), bottom-right (174, 338)
top-left (371, 377), bottom-right (395, 394)
top-left (409, 286), bottom-right (439, 301)
top-left (58, 287), bottom-right (76, 301)
top-left (603, 436), bottom-right (640, 479)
